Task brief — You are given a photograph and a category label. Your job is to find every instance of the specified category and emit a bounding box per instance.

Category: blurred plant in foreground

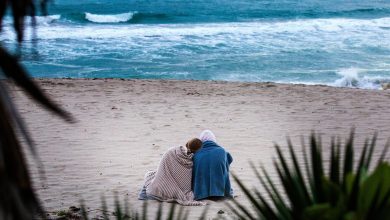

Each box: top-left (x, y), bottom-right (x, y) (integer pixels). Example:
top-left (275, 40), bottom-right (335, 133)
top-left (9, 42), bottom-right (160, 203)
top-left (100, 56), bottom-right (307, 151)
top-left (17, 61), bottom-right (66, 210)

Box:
top-left (77, 196), bottom-right (208, 220)
top-left (230, 131), bottom-right (390, 220)
top-left (0, 0), bottom-right (72, 219)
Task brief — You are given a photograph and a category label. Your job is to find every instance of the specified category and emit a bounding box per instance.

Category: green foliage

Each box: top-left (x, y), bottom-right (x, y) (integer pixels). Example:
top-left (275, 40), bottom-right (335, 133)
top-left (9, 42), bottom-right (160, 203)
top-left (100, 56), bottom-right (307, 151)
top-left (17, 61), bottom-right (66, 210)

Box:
top-left (56, 210), bottom-right (68, 217)
top-left (231, 131), bottom-right (390, 220)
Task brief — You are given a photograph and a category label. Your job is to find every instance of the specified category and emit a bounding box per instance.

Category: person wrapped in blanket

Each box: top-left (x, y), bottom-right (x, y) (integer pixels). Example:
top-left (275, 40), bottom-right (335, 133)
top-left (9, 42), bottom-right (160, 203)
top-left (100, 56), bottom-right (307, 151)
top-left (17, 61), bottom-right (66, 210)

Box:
top-left (192, 130), bottom-right (234, 200)
top-left (138, 138), bottom-right (206, 206)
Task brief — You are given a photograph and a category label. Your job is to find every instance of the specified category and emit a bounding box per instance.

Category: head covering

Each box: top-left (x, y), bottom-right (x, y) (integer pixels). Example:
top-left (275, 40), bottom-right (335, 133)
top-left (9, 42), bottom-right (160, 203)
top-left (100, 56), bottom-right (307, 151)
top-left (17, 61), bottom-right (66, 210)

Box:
top-left (199, 130), bottom-right (217, 143)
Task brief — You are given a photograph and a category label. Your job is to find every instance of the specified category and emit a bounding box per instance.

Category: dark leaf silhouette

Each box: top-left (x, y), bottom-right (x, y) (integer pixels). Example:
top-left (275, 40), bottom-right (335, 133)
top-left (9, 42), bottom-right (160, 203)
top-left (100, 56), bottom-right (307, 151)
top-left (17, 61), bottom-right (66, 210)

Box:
top-left (0, 0), bottom-right (73, 219)
top-left (231, 131), bottom-right (390, 220)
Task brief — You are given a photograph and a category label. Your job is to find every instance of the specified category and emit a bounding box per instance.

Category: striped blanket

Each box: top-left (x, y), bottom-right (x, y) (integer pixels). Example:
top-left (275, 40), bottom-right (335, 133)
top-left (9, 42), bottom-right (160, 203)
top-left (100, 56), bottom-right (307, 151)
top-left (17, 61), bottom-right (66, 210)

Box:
top-left (139, 146), bottom-right (206, 206)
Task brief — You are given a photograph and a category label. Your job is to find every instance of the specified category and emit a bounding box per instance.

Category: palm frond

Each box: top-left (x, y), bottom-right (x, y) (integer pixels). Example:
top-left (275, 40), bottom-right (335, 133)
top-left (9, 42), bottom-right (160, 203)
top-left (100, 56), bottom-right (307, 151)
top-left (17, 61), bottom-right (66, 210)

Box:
top-left (0, 47), bottom-right (73, 122)
top-left (0, 1), bottom-right (73, 219)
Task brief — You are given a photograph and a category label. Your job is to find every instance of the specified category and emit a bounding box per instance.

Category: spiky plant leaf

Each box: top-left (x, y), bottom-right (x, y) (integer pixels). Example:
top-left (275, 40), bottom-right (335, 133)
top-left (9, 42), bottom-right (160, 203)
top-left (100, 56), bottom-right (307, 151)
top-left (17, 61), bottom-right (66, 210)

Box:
top-left (329, 137), bottom-right (341, 185)
top-left (231, 131), bottom-right (390, 220)
top-left (142, 201), bottom-right (148, 220)
top-left (358, 163), bottom-right (390, 219)
top-left (287, 138), bottom-right (312, 204)
top-left (250, 162), bottom-right (292, 219)
top-left (226, 201), bottom-right (250, 220)
top-left (232, 173), bottom-right (267, 218)
top-left (365, 133), bottom-right (377, 169)
top-left (303, 203), bottom-right (340, 220)
top-left (80, 200), bottom-right (89, 220)
top-left (275, 145), bottom-right (308, 215)
top-left (310, 133), bottom-right (325, 203)
top-left (378, 140), bottom-right (389, 167)
top-left (342, 131), bottom-right (354, 190)
top-left (260, 165), bottom-right (288, 210)
top-left (101, 196), bottom-right (109, 220)
top-left (166, 203), bottom-right (176, 220)
top-left (176, 205), bottom-right (184, 220)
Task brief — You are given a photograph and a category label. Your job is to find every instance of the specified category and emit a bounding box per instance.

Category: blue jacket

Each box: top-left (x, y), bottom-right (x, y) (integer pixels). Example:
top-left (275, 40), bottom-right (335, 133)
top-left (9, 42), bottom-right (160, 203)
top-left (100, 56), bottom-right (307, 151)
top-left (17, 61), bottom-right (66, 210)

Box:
top-left (192, 141), bottom-right (233, 200)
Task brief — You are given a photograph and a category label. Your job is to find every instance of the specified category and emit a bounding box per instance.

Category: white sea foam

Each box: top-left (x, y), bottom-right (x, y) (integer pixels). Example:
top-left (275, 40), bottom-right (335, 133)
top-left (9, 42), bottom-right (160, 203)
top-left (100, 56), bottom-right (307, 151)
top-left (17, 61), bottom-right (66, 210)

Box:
top-left (332, 68), bottom-right (390, 89)
top-left (85, 12), bottom-right (135, 23)
top-left (2, 16), bottom-right (390, 89)
top-left (34, 15), bottom-right (61, 25)
top-left (2, 16), bottom-right (389, 44)
top-left (333, 68), bottom-right (361, 87)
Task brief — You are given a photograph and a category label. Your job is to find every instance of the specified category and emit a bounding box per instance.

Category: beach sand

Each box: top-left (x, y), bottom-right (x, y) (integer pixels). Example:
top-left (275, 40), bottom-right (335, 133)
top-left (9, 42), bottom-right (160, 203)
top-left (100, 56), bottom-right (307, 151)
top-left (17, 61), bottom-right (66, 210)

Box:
top-left (10, 79), bottom-right (390, 219)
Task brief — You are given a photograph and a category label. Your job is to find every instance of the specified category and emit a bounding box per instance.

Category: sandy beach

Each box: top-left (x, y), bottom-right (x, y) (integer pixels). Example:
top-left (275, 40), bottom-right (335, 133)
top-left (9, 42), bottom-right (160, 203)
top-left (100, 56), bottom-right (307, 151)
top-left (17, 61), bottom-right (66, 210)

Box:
top-left (10, 79), bottom-right (390, 219)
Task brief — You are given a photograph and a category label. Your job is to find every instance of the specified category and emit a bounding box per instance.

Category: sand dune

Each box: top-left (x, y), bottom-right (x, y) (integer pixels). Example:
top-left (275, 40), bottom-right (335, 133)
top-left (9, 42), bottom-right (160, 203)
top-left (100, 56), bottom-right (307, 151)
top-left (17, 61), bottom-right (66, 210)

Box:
top-left (11, 79), bottom-right (390, 219)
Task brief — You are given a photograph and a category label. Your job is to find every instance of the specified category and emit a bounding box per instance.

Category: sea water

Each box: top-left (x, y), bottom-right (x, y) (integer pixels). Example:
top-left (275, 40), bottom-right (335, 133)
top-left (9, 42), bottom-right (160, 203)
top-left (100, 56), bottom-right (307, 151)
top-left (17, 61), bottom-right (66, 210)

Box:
top-left (1, 0), bottom-right (390, 89)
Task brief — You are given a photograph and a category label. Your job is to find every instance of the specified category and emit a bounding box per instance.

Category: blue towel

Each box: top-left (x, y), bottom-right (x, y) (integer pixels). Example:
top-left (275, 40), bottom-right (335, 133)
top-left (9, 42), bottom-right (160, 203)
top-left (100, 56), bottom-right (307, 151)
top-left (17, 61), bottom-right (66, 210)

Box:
top-left (192, 141), bottom-right (233, 200)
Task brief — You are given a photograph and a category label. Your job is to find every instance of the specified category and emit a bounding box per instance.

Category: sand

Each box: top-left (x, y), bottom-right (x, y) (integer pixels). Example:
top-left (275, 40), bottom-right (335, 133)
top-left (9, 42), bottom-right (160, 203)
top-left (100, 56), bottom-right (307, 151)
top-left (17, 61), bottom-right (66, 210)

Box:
top-left (10, 79), bottom-right (390, 219)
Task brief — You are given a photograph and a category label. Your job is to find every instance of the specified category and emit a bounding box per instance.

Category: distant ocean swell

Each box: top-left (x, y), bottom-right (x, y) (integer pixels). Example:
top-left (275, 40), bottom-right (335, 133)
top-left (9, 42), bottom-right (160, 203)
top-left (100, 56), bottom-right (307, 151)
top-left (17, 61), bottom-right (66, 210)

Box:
top-left (6, 7), bottom-right (390, 25)
top-left (47, 12), bottom-right (171, 24)
top-left (0, 12), bottom-right (166, 25)
top-left (72, 8), bottom-right (390, 24)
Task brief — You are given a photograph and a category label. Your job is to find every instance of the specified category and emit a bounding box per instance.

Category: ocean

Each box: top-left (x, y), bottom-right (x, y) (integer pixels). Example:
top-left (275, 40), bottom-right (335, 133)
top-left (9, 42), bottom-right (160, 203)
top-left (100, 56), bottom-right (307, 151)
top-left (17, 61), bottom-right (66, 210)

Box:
top-left (1, 0), bottom-right (390, 89)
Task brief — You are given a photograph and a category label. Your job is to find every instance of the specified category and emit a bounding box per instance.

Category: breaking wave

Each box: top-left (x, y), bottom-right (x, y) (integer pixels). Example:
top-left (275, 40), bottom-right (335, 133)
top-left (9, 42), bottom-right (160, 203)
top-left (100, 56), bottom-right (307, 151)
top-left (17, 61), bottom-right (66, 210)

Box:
top-left (332, 68), bottom-right (390, 90)
top-left (84, 12), bottom-right (136, 23)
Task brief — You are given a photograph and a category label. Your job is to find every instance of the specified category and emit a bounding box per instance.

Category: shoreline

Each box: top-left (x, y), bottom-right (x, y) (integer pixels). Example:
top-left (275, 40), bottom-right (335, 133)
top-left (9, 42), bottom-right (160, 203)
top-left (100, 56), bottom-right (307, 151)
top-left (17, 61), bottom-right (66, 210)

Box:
top-left (32, 77), bottom-right (390, 91)
top-left (12, 78), bottom-right (390, 219)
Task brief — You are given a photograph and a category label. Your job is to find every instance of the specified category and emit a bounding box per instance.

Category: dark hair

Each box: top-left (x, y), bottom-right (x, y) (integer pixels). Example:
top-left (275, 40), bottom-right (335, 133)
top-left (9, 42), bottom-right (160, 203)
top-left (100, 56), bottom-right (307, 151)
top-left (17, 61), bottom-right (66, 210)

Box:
top-left (187, 138), bottom-right (202, 153)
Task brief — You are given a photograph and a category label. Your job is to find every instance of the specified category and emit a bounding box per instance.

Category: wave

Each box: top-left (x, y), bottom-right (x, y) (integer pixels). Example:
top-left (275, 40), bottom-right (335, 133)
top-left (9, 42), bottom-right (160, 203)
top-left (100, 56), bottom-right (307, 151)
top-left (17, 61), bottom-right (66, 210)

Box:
top-left (80, 7), bottom-right (390, 24)
top-left (84, 12), bottom-right (135, 23)
top-left (24, 16), bottom-right (390, 40)
top-left (83, 12), bottom-right (172, 24)
top-left (332, 68), bottom-right (390, 89)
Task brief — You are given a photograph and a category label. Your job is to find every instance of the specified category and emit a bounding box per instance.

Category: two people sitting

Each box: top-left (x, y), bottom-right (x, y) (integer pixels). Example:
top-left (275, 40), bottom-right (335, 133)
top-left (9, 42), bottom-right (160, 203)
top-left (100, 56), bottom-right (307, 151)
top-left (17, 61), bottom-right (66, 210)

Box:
top-left (138, 130), bottom-right (233, 205)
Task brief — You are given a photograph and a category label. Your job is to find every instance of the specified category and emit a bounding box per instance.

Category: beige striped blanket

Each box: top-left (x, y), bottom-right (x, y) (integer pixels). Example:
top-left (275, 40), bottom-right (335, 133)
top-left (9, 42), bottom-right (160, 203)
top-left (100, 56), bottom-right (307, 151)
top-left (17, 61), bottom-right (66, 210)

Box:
top-left (141, 146), bottom-right (206, 206)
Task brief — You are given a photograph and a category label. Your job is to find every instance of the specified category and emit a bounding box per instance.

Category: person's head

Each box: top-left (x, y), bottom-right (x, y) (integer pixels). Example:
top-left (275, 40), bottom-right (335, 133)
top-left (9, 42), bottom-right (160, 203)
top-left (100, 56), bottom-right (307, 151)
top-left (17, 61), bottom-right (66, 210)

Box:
top-left (186, 138), bottom-right (203, 153)
top-left (199, 130), bottom-right (217, 143)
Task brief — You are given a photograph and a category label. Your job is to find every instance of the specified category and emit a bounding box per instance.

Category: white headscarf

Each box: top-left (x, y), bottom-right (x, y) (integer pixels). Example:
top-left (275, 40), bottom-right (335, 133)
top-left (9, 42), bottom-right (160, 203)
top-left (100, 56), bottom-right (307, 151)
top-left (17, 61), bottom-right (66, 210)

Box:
top-left (199, 130), bottom-right (217, 143)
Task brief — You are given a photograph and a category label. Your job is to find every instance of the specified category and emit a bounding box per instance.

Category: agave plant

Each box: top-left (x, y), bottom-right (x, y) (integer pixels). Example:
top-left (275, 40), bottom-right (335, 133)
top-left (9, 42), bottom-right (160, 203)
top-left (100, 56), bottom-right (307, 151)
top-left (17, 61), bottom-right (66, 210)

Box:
top-left (0, 0), bottom-right (73, 219)
top-left (230, 131), bottom-right (390, 220)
